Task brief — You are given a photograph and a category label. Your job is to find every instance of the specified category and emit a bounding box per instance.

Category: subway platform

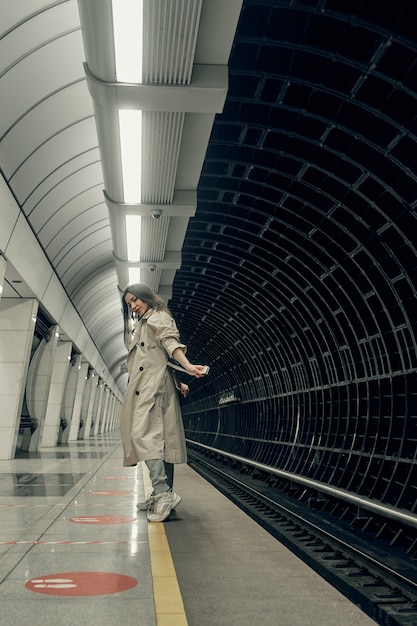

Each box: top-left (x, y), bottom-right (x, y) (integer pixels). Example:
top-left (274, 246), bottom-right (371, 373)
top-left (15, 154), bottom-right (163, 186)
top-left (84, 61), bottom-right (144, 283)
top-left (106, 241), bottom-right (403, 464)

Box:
top-left (0, 434), bottom-right (377, 626)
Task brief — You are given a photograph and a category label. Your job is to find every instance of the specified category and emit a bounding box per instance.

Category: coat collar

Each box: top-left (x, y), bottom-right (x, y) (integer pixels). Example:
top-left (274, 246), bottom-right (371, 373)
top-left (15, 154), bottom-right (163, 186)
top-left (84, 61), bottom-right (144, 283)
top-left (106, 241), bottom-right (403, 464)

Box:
top-left (140, 307), bottom-right (154, 321)
top-left (127, 308), bottom-right (154, 352)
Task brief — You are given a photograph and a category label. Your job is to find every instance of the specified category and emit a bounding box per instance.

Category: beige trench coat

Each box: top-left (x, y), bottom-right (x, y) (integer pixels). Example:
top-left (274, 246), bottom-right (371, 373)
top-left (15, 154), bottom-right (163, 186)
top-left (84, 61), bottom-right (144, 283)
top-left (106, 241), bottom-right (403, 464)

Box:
top-left (120, 308), bottom-right (188, 467)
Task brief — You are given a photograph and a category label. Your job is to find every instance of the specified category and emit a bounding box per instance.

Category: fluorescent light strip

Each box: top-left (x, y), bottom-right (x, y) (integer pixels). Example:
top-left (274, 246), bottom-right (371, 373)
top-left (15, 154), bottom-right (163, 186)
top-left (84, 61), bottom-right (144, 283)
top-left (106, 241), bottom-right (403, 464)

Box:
top-left (126, 214), bottom-right (141, 261)
top-left (112, 0), bottom-right (143, 83)
top-left (112, 0), bottom-right (144, 285)
top-left (126, 213), bottom-right (141, 286)
top-left (128, 267), bottom-right (142, 285)
top-left (119, 109), bottom-right (142, 203)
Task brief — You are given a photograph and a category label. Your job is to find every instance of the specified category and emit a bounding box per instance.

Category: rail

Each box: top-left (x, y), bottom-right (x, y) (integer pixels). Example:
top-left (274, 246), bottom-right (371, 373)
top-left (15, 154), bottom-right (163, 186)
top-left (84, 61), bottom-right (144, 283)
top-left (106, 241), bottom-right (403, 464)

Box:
top-left (186, 439), bottom-right (417, 529)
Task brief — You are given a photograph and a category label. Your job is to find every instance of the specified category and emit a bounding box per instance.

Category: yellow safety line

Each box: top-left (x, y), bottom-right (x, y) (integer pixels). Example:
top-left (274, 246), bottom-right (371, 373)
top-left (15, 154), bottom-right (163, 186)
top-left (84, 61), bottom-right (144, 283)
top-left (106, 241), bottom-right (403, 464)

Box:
top-left (142, 464), bottom-right (188, 626)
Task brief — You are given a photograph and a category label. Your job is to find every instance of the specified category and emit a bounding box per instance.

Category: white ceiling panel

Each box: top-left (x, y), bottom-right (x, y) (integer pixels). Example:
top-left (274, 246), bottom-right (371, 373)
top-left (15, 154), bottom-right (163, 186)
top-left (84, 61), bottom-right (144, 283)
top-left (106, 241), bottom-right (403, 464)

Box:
top-left (61, 243), bottom-right (113, 291)
top-left (54, 223), bottom-right (111, 274)
top-left (0, 3), bottom-right (81, 72)
top-left (0, 81), bottom-right (94, 179)
top-left (72, 267), bottom-right (117, 308)
top-left (10, 117), bottom-right (98, 202)
top-left (0, 30), bottom-right (85, 139)
top-left (22, 147), bottom-right (101, 214)
top-left (47, 202), bottom-right (108, 264)
top-left (31, 172), bottom-right (103, 235)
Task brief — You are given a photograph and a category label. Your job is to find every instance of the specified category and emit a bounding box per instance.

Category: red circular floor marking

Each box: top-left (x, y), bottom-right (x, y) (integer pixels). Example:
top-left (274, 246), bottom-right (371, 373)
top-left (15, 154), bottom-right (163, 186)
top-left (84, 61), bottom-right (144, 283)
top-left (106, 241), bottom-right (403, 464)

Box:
top-left (26, 572), bottom-right (138, 596)
top-left (69, 515), bottom-right (136, 524)
top-left (89, 490), bottom-right (132, 496)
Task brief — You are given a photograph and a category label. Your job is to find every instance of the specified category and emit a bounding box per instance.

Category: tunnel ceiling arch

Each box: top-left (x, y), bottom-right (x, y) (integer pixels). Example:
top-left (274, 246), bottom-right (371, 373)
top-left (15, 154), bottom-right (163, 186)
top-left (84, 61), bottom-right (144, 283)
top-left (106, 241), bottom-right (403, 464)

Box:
top-left (1, 0), bottom-right (417, 399)
top-left (169, 0), bottom-right (417, 401)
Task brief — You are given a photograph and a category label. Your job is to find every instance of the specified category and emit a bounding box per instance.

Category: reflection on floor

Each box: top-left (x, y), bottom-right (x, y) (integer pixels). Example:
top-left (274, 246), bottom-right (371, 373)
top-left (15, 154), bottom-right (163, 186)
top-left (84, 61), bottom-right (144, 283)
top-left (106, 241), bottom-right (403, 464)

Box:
top-left (0, 434), bottom-right (158, 626)
top-left (0, 433), bottom-right (378, 626)
top-left (0, 473), bottom-right (86, 497)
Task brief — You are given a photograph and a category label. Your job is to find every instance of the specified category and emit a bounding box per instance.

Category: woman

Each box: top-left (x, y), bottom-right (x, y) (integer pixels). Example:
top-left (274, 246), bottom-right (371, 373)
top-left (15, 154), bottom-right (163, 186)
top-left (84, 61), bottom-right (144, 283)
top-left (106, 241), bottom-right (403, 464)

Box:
top-left (119, 283), bottom-right (208, 522)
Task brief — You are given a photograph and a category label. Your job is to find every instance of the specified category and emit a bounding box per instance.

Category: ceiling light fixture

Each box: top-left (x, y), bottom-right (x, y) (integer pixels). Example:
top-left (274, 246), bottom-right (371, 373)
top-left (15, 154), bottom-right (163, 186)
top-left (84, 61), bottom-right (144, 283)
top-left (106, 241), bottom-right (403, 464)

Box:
top-left (126, 214), bottom-right (142, 284)
top-left (128, 267), bottom-right (142, 285)
top-left (118, 109), bottom-right (142, 203)
top-left (125, 215), bottom-right (141, 261)
top-left (112, 0), bottom-right (143, 202)
top-left (112, 0), bottom-right (144, 281)
top-left (112, 0), bottom-right (143, 83)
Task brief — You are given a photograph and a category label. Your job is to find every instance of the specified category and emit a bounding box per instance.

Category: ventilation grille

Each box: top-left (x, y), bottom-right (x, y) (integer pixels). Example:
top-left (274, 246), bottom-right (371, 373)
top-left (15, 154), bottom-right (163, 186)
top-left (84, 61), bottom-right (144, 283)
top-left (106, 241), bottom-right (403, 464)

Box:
top-left (143, 0), bottom-right (203, 85)
top-left (141, 111), bottom-right (185, 203)
top-left (141, 215), bottom-right (170, 261)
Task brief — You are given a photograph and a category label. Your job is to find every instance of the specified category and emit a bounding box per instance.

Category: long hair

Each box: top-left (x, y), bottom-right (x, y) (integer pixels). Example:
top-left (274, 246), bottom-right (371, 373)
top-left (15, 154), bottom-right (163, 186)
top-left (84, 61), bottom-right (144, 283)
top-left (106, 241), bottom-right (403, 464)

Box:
top-left (121, 283), bottom-right (169, 348)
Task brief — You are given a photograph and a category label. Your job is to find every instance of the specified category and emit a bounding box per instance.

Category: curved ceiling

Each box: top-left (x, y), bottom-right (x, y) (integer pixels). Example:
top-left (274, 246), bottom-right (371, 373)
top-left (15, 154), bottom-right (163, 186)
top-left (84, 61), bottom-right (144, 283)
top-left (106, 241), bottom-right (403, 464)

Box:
top-left (1, 0), bottom-right (417, 406)
top-left (0, 0), bottom-right (241, 395)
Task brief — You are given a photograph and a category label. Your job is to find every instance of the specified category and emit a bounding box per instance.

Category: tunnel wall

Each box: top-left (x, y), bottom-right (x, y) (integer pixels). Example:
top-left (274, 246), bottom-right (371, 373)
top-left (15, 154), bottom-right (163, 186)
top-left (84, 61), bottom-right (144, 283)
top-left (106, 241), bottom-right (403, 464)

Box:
top-left (178, 210), bottom-right (417, 511)
top-left (170, 1), bottom-right (417, 521)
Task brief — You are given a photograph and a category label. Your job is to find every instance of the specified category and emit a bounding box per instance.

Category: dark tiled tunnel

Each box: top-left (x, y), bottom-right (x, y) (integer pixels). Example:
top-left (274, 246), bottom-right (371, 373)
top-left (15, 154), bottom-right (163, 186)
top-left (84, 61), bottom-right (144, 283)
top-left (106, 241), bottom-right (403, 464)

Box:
top-left (169, 0), bottom-right (417, 556)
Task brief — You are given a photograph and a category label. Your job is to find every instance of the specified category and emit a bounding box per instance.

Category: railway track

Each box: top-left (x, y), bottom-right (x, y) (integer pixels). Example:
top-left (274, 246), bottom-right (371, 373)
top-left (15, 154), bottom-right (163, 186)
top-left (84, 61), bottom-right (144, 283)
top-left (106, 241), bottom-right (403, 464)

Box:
top-left (188, 445), bottom-right (417, 626)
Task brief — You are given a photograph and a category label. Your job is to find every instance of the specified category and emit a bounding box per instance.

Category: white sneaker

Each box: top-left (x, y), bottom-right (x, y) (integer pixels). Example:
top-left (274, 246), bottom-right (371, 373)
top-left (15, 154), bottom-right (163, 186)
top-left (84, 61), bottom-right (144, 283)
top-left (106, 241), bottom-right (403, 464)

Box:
top-left (137, 493), bottom-right (155, 511)
top-left (147, 490), bottom-right (182, 522)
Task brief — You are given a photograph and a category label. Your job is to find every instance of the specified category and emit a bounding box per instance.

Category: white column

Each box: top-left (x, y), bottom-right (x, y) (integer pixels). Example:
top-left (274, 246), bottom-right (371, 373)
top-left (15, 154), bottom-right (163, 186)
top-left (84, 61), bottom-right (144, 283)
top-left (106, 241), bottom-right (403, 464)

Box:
top-left (0, 299), bottom-right (38, 459)
top-left (41, 342), bottom-right (72, 447)
top-left (115, 400), bottom-right (121, 431)
top-left (111, 397), bottom-right (119, 431)
top-left (93, 381), bottom-right (105, 436)
top-left (99, 390), bottom-right (108, 433)
top-left (26, 326), bottom-right (59, 452)
top-left (84, 371), bottom-right (98, 438)
top-left (78, 370), bottom-right (92, 440)
top-left (60, 352), bottom-right (78, 445)
top-left (105, 392), bottom-right (115, 433)
top-left (98, 389), bottom-right (110, 434)
top-left (108, 395), bottom-right (116, 431)
top-left (0, 256), bottom-right (6, 300)
top-left (112, 398), bottom-right (121, 432)
top-left (68, 358), bottom-right (88, 441)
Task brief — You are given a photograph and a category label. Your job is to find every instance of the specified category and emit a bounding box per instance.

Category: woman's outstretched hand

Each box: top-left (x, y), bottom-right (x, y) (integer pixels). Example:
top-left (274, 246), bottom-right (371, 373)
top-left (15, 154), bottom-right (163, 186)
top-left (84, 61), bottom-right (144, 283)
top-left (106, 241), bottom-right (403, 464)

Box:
top-left (171, 348), bottom-right (209, 379)
top-left (187, 364), bottom-right (210, 378)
